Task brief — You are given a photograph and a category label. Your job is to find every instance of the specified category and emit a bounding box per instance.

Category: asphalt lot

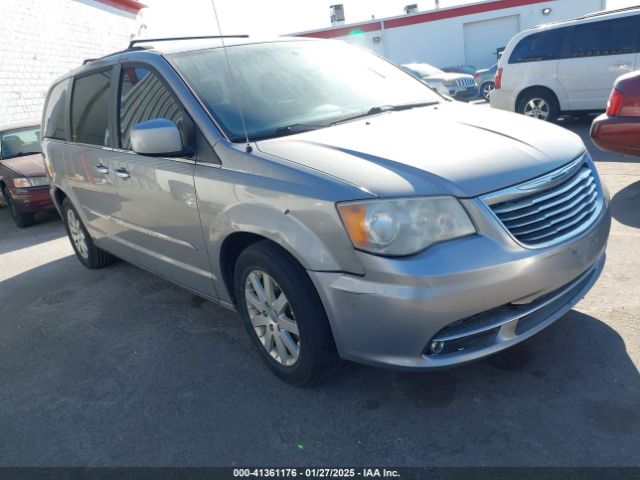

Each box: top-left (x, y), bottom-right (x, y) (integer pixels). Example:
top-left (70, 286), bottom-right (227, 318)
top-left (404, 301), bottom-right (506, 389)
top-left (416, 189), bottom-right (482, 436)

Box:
top-left (0, 114), bottom-right (638, 467)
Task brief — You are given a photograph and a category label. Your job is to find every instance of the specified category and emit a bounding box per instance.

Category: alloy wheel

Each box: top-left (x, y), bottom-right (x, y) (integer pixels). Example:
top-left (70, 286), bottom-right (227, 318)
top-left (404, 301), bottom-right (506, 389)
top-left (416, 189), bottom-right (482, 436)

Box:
top-left (67, 208), bottom-right (89, 260)
top-left (523, 98), bottom-right (550, 120)
top-left (245, 270), bottom-right (300, 366)
top-left (482, 83), bottom-right (494, 101)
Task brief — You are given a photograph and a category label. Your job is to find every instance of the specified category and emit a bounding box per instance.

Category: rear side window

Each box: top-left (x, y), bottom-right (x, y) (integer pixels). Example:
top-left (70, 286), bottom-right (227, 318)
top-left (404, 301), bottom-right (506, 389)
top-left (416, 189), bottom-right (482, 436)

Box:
top-left (43, 81), bottom-right (69, 141)
top-left (509, 28), bottom-right (567, 64)
top-left (71, 70), bottom-right (113, 146)
top-left (118, 66), bottom-right (194, 150)
top-left (569, 16), bottom-right (640, 58)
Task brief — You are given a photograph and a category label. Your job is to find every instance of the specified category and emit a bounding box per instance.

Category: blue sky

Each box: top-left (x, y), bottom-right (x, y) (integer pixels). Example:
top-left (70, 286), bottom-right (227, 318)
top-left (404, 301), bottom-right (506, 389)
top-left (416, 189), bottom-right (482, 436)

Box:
top-left (140, 0), bottom-right (638, 37)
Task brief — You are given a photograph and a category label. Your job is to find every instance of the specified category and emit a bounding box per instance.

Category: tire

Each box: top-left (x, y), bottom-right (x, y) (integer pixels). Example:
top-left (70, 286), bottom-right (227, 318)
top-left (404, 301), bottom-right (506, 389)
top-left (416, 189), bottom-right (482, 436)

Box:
top-left (480, 81), bottom-right (495, 101)
top-left (3, 187), bottom-right (34, 228)
top-left (517, 88), bottom-right (559, 122)
top-left (61, 198), bottom-right (115, 269)
top-left (234, 241), bottom-right (341, 386)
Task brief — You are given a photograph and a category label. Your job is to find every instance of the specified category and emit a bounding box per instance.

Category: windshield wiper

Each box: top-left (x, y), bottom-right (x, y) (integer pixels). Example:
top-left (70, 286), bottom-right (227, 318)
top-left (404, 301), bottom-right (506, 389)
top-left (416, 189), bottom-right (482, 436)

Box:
top-left (248, 123), bottom-right (329, 141)
top-left (331, 102), bottom-right (439, 125)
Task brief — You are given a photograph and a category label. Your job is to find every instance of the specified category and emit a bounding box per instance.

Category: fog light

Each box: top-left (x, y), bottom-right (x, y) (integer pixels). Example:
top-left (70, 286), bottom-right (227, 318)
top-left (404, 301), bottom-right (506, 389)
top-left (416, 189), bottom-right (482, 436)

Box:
top-left (430, 341), bottom-right (444, 354)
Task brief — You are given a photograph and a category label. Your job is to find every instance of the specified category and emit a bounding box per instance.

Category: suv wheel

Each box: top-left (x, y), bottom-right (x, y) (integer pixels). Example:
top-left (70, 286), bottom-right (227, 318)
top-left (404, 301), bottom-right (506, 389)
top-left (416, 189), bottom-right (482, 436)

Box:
top-left (234, 241), bottom-right (341, 385)
top-left (62, 198), bottom-right (115, 269)
top-left (480, 81), bottom-right (495, 101)
top-left (3, 187), bottom-right (34, 228)
top-left (517, 89), bottom-right (559, 122)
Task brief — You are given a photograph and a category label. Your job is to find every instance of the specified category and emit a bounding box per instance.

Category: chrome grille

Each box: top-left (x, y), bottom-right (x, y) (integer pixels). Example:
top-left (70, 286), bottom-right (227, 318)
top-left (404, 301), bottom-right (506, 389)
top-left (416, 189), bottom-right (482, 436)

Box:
top-left (483, 155), bottom-right (603, 248)
top-left (456, 78), bottom-right (476, 87)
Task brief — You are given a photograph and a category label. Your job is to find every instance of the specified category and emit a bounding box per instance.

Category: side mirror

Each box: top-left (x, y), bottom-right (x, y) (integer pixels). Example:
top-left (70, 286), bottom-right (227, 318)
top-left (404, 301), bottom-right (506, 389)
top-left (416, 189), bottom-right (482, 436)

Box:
top-left (130, 119), bottom-right (188, 157)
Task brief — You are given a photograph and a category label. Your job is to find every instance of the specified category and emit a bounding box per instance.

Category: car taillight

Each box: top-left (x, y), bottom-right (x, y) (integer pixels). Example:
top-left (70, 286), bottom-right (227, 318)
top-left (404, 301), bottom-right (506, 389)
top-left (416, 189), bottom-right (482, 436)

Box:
top-left (606, 89), bottom-right (624, 117)
top-left (473, 73), bottom-right (479, 81)
top-left (495, 68), bottom-right (503, 90)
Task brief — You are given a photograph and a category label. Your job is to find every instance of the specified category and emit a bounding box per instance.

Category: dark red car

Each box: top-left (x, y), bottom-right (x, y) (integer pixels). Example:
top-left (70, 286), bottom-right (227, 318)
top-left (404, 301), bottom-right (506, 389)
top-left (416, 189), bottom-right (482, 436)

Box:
top-left (0, 123), bottom-right (55, 227)
top-left (591, 71), bottom-right (640, 157)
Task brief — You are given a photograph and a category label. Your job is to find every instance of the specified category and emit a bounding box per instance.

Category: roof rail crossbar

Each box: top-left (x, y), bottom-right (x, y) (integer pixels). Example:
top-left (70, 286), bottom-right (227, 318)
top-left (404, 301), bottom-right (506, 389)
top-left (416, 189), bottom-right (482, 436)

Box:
top-left (128, 35), bottom-right (249, 49)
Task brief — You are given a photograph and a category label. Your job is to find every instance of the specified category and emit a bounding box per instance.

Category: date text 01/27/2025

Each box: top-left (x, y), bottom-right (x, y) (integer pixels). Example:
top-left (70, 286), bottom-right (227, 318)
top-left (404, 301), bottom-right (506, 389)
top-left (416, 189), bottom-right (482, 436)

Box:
top-left (232, 468), bottom-right (401, 478)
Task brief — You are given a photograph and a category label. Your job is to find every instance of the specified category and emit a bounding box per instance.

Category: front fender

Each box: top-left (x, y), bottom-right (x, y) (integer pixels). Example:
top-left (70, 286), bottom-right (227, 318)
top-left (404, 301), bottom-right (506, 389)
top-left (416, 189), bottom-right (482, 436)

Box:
top-left (212, 201), bottom-right (362, 272)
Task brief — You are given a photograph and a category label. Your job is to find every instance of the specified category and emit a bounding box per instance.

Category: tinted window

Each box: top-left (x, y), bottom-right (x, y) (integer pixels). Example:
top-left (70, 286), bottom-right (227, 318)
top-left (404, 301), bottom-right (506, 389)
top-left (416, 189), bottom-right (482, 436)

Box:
top-left (0, 127), bottom-right (41, 159)
top-left (569, 16), bottom-right (639, 58)
top-left (43, 81), bottom-right (69, 141)
top-left (509, 28), bottom-right (566, 63)
top-left (71, 70), bottom-right (113, 146)
top-left (118, 66), bottom-right (193, 150)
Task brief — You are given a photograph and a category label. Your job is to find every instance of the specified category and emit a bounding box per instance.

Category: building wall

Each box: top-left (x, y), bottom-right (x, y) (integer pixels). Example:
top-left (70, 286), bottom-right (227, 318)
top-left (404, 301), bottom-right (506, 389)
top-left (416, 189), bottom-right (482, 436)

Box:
top-left (301, 0), bottom-right (605, 68)
top-left (0, 0), bottom-right (139, 126)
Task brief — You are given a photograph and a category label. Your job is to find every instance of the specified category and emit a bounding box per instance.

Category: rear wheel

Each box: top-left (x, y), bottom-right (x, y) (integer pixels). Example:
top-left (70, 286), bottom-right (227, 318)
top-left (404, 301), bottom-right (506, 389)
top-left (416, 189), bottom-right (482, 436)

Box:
top-left (62, 198), bottom-right (115, 269)
top-left (234, 241), bottom-right (341, 385)
top-left (517, 89), bottom-right (559, 122)
top-left (3, 187), bottom-right (34, 228)
top-left (480, 81), bottom-right (495, 101)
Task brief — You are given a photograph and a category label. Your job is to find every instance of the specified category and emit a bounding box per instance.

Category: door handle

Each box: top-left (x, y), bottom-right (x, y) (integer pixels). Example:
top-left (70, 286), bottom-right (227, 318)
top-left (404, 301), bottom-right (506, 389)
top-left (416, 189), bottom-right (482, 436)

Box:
top-left (115, 167), bottom-right (130, 179)
top-left (95, 164), bottom-right (109, 174)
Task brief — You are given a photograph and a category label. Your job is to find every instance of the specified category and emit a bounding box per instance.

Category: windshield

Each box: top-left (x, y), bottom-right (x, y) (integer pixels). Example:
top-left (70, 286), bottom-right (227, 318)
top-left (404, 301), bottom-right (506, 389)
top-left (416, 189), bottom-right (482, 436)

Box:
top-left (402, 63), bottom-right (444, 78)
top-left (169, 40), bottom-right (441, 141)
top-left (0, 126), bottom-right (41, 160)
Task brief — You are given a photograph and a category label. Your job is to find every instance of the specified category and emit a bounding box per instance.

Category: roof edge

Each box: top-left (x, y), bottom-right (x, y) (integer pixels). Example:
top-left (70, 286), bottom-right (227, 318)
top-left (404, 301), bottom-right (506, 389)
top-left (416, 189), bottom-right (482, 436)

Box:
top-left (291, 0), bottom-right (550, 39)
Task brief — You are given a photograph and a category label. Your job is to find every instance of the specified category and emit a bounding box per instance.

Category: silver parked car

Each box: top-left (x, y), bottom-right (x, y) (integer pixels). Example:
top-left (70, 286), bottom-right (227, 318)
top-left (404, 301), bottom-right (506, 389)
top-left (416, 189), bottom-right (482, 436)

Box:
top-left (401, 62), bottom-right (479, 102)
top-left (43, 37), bottom-right (610, 385)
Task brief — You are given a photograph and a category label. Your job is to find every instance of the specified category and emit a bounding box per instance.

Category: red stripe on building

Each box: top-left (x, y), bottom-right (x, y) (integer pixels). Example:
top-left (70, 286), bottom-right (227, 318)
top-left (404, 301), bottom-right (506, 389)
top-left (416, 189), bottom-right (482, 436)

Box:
top-left (299, 0), bottom-right (549, 39)
top-left (94, 0), bottom-right (146, 14)
top-left (302, 21), bottom-right (383, 39)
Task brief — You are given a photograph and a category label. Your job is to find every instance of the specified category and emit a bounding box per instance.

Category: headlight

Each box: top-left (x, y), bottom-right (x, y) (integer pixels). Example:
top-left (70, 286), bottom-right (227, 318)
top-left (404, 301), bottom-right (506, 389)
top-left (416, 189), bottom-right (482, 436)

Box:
top-left (443, 79), bottom-right (457, 87)
top-left (12, 177), bottom-right (49, 188)
top-left (337, 196), bottom-right (476, 256)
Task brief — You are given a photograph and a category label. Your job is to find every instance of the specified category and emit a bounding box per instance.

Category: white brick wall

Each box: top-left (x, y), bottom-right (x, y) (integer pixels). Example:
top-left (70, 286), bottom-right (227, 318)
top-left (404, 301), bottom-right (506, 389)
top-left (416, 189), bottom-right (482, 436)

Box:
top-left (0, 0), bottom-right (137, 126)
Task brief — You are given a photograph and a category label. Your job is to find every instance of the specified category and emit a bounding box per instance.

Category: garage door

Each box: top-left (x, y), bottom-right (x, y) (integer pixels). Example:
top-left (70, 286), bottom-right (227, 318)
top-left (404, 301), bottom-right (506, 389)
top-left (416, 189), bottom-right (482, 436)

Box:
top-left (463, 15), bottom-right (520, 68)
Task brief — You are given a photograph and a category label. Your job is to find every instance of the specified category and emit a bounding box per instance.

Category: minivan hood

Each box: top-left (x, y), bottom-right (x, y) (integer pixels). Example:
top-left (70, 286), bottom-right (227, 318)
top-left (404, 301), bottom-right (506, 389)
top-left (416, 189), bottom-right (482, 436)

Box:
top-left (256, 103), bottom-right (585, 198)
top-left (1, 153), bottom-right (46, 178)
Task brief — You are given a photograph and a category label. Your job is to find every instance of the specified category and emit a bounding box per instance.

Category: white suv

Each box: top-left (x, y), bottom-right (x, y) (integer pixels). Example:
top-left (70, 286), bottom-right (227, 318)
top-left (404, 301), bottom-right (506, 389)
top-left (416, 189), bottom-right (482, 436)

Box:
top-left (491, 7), bottom-right (640, 121)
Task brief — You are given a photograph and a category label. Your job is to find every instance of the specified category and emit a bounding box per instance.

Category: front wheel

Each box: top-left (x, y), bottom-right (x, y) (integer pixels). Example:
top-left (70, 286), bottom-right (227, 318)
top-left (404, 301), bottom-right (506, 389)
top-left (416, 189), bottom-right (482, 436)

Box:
top-left (3, 188), bottom-right (34, 228)
top-left (517, 89), bottom-right (559, 122)
top-left (234, 241), bottom-right (341, 386)
top-left (62, 198), bottom-right (115, 269)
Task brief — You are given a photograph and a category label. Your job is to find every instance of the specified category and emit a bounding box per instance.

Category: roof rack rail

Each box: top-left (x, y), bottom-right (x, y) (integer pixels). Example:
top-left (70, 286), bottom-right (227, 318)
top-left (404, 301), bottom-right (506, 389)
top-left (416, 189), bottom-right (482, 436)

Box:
top-left (82, 46), bottom-right (148, 66)
top-left (128, 35), bottom-right (249, 49)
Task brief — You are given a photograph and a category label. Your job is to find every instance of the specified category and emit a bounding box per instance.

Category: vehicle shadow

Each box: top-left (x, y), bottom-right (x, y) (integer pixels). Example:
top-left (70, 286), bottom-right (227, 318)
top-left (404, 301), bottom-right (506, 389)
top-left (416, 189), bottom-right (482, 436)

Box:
top-left (0, 208), bottom-right (64, 256)
top-left (0, 255), bottom-right (638, 466)
top-left (323, 309), bottom-right (640, 465)
top-left (611, 179), bottom-right (640, 229)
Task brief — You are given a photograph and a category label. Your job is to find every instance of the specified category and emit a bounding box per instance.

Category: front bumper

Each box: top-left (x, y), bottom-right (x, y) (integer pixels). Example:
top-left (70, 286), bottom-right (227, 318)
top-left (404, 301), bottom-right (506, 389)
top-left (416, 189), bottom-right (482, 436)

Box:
top-left (7, 186), bottom-right (55, 213)
top-left (451, 86), bottom-right (480, 102)
top-left (309, 194), bottom-right (611, 370)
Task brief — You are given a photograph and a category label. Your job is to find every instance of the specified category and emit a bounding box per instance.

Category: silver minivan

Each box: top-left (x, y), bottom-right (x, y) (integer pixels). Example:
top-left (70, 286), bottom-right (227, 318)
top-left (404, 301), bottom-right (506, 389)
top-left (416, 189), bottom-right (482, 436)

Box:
top-left (42, 37), bottom-right (611, 385)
